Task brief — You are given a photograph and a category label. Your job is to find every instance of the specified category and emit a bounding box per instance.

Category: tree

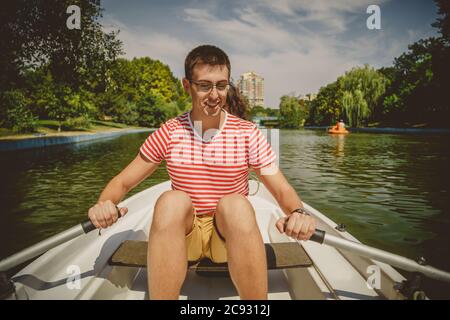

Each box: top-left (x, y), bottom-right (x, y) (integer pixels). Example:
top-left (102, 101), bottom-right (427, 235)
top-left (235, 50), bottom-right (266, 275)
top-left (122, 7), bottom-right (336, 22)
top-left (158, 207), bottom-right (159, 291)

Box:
top-left (98, 57), bottom-right (189, 125)
top-left (265, 108), bottom-right (280, 117)
top-left (279, 95), bottom-right (305, 129)
top-left (338, 65), bottom-right (387, 127)
top-left (342, 89), bottom-right (369, 128)
top-left (0, 90), bottom-right (37, 133)
top-left (249, 106), bottom-right (267, 118)
top-left (0, 0), bottom-right (123, 92)
top-left (136, 93), bottom-right (178, 128)
top-left (379, 38), bottom-right (449, 126)
top-left (308, 82), bottom-right (342, 126)
top-left (433, 0), bottom-right (450, 43)
top-left (374, 1), bottom-right (450, 127)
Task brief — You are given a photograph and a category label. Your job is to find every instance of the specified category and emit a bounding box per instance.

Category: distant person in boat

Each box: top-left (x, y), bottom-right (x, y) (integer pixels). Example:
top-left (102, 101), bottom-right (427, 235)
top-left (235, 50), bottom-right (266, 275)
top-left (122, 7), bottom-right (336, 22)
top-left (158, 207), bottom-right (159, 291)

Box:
top-left (332, 119), bottom-right (345, 131)
top-left (87, 45), bottom-right (316, 300)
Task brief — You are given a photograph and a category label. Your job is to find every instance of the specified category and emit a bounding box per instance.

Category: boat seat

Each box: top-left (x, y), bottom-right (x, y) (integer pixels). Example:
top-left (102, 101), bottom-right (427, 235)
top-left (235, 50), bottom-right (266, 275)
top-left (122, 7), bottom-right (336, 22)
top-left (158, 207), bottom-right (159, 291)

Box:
top-left (109, 240), bottom-right (312, 276)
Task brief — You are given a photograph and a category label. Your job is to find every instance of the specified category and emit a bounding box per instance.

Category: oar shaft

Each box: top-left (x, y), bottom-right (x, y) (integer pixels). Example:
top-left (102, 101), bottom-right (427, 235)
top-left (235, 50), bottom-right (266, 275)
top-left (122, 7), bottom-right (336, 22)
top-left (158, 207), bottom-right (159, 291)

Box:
top-left (0, 220), bottom-right (94, 272)
top-left (318, 231), bottom-right (450, 283)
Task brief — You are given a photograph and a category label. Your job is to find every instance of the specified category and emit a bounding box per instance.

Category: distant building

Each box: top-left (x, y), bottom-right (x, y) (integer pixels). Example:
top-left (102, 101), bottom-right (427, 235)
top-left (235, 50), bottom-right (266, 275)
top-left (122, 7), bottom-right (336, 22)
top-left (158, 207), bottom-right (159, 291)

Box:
top-left (237, 72), bottom-right (264, 108)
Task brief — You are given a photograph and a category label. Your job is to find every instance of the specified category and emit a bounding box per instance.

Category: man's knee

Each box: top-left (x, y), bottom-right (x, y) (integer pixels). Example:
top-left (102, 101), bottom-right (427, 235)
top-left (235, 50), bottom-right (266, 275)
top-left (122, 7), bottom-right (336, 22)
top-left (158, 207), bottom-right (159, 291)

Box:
top-left (217, 194), bottom-right (252, 212)
top-left (152, 190), bottom-right (192, 231)
top-left (216, 194), bottom-right (256, 233)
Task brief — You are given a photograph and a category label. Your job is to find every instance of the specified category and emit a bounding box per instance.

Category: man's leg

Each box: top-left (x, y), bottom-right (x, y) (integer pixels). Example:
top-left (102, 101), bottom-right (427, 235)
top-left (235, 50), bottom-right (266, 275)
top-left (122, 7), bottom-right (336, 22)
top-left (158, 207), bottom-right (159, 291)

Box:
top-left (147, 190), bottom-right (194, 299)
top-left (215, 194), bottom-right (268, 299)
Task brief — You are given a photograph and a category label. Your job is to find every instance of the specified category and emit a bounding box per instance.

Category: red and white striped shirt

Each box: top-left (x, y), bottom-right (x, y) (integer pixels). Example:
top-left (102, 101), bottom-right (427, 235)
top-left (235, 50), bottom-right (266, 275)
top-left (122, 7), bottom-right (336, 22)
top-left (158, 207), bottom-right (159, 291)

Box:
top-left (140, 110), bottom-right (276, 215)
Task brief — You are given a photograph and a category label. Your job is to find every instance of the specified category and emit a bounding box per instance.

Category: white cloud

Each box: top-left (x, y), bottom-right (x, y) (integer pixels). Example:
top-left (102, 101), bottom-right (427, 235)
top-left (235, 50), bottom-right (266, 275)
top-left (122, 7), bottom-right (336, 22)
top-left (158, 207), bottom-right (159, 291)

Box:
top-left (100, 0), bottom-right (436, 108)
top-left (181, 3), bottom-right (391, 106)
top-left (102, 15), bottom-right (192, 76)
top-left (253, 0), bottom-right (389, 33)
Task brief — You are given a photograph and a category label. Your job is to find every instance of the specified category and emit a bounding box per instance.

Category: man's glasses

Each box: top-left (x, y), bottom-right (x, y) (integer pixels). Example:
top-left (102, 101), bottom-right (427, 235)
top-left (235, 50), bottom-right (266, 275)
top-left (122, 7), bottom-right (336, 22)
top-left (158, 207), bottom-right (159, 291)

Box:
top-left (189, 80), bottom-right (230, 93)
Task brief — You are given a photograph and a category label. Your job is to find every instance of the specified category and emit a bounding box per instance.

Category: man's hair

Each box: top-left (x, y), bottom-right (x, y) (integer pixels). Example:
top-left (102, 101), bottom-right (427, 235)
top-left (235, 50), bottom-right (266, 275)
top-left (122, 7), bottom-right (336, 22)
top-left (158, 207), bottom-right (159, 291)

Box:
top-left (185, 44), bottom-right (248, 119)
top-left (184, 45), bottom-right (231, 80)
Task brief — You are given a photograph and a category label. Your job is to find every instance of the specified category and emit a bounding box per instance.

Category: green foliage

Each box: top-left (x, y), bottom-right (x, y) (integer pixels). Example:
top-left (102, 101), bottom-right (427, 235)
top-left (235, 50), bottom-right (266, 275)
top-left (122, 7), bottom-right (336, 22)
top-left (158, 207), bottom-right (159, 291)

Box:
top-left (62, 116), bottom-right (91, 130)
top-left (379, 37), bottom-right (450, 126)
top-left (37, 84), bottom-right (96, 131)
top-left (97, 57), bottom-right (189, 127)
top-left (266, 108), bottom-right (280, 117)
top-left (5, 0), bottom-right (446, 132)
top-left (248, 106), bottom-right (280, 118)
top-left (308, 82), bottom-right (342, 126)
top-left (249, 106), bottom-right (267, 117)
top-left (339, 65), bottom-right (386, 127)
top-left (279, 95), bottom-right (307, 129)
top-left (0, 3), bottom-right (190, 132)
top-left (136, 93), bottom-right (179, 128)
top-left (0, 0), bottom-right (123, 92)
top-left (304, 2), bottom-right (450, 128)
top-left (114, 99), bottom-right (140, 125)
top-left (0, 90), bottom-right (37, 133)
top-left (433, 0), bottom-right (450, 42)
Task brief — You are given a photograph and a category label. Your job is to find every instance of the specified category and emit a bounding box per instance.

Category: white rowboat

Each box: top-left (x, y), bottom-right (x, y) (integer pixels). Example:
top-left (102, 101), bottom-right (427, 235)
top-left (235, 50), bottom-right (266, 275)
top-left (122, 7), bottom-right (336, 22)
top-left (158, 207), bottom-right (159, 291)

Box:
top-left (2, 180), bottom-right (436, 300)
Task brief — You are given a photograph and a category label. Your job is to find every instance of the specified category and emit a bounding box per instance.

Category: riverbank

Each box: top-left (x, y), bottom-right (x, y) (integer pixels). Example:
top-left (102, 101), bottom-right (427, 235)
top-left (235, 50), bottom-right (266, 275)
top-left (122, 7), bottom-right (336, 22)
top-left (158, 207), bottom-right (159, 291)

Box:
top-left (0, 126), bottom-right (154, 151)
top-left (304, 126), bottom-right (450, 134)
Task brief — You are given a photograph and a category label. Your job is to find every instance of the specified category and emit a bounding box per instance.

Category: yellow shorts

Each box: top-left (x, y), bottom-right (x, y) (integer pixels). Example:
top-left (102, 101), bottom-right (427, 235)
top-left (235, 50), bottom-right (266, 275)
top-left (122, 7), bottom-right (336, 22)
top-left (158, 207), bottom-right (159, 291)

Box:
top-left (186, 211), bottom-right (227, 263)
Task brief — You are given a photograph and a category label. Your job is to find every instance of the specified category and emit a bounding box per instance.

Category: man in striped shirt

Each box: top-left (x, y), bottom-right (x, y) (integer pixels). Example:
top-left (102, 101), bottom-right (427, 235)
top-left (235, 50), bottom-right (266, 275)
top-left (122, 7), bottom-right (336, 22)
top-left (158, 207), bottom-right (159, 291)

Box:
top-left (88, 45), bottom-right (316, 300)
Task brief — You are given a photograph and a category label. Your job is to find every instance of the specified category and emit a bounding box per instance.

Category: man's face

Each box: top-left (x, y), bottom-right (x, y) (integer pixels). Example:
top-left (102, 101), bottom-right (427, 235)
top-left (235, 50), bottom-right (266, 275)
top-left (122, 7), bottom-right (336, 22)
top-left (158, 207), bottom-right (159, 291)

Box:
top-left (183, 63), bottom-right (229, 117)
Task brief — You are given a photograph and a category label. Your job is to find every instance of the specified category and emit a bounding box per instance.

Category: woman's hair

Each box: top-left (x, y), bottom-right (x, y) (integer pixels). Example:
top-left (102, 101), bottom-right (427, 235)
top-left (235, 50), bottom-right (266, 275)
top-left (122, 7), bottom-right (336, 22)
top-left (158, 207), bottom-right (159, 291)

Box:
top-left (226, 82), bottom-right (249, 120)
top-left (185, 44), bottom-right (248, 120)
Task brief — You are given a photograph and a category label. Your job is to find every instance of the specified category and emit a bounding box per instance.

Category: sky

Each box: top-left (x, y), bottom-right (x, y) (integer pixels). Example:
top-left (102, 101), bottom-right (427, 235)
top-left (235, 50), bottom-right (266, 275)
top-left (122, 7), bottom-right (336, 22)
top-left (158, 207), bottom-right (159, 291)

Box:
top-left (101, 0), bottom-right (439, 108)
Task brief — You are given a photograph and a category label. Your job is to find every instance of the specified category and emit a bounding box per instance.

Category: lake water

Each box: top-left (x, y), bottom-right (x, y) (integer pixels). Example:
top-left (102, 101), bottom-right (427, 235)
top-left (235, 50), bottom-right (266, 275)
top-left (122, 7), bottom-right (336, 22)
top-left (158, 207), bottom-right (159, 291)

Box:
top-left (1, 129), bottom-right (449, 298)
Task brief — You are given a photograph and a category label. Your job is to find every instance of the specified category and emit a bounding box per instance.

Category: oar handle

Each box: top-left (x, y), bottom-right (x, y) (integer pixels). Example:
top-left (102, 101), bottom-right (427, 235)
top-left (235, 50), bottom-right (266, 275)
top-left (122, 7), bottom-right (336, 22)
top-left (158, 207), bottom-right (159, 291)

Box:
top-left (81, 206), bottom-right (123, 233)
top-left (0, 207), bottom-right (123, 272)
top-left (81, 220), bottom-right (96, 233)
top-left (282, 218), bottom-right (326, 243)
top-left (310, 229), bottom-right (326, 244)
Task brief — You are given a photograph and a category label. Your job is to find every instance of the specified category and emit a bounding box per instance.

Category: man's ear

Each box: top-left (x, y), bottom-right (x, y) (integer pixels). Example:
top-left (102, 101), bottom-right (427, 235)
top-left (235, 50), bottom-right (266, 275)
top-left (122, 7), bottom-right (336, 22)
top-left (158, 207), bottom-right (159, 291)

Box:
top-left (182, 78), bottom-right (190, 94)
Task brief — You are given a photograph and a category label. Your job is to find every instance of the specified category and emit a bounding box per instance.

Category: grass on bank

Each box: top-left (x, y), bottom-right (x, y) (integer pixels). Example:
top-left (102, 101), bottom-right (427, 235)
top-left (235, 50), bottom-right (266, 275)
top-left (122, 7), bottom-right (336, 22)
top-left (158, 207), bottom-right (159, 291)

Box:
top-left (0, 119), bottom-right (145, 140)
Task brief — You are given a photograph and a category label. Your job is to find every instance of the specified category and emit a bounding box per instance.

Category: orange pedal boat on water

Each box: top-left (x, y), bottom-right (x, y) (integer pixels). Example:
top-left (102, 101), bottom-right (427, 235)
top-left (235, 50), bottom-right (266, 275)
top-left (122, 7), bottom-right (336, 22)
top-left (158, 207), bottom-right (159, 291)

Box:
top-left (328, 121), bottom-right (349, 134)
top-left (328, 127), bottom-right (349, 134)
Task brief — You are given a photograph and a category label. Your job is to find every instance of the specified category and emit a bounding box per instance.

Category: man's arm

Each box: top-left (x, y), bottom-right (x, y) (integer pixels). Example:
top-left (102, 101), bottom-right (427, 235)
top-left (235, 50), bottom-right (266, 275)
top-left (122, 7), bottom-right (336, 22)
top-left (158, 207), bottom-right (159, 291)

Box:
top-left (88, 152), bottom-right (159, 229)
top-left (252, 165), bottom-right (302, 215)
top-left (98, 152), bottom-right (159, 203)
top-left (252, 164), bottom-right (316, 241)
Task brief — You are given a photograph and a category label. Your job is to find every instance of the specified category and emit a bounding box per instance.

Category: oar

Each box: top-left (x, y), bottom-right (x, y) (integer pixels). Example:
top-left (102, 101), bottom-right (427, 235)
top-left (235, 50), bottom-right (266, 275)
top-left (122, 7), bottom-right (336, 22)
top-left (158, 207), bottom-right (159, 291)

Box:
top-left (0, 220), bottom-right (96, 272)
top-left (285, 225), bottom-right (450, 283)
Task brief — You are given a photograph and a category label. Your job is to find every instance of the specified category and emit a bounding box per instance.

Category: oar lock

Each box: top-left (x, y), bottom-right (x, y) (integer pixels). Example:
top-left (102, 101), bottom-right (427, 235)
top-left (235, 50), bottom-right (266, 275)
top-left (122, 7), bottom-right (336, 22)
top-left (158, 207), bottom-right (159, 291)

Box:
top-left (395, 272), bottom-right (427, 300)
top-left (394, 257), bottom-right (427, 300)
top-left (335, 223), bottom-right (346, 232)
top-left (417, 256), bottom-right (427, 266)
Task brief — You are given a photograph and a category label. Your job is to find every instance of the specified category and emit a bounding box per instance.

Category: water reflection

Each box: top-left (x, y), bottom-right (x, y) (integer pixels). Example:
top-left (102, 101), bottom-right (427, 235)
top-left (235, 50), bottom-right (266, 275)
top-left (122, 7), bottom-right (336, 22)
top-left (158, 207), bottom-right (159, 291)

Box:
top-left (332, 134), bottom-right (346, 158)
top-left (280, 129), bottom-right (450, 298)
